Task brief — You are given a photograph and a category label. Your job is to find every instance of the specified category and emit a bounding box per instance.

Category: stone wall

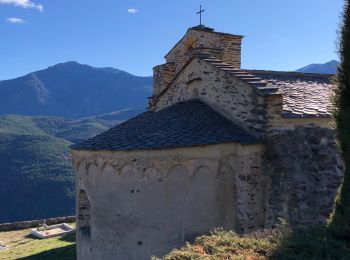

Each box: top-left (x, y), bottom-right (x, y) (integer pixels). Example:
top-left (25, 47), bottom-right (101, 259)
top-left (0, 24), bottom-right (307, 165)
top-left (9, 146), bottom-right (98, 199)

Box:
top-left (0, 216), bottom-right (75, 232)
top-left (227, 149), bottom-right (266, 232)
top-left (264, 94), bottom-right (333, 131)
top-left (73, 143), bottom-right (265, 259)
top-left (151, 55), bottom-right (344, 230)
top-left (152, 62), bottom-right (175, 97)
top-left (154, 58), bottom-right (266, 137)
top-left (264, 126), bottom-right (344, 227)
top-left (165, 28), bottom-right (243, 74)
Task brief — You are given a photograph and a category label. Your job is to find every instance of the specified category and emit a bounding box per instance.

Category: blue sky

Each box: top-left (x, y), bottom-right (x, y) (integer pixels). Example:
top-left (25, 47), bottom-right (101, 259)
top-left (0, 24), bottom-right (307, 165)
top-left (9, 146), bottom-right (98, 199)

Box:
top-left (0, 0), bottom-right (344, 80)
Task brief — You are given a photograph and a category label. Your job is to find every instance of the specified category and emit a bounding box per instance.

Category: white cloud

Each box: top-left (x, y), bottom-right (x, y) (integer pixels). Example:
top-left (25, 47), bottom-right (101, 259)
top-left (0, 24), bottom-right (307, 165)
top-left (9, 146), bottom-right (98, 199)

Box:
top-left (127, 8), bottom-right (138, 14)
top-left (0, 0), bottom-right (43, 12)
top-left (6, 17), bottom-right (27, 23)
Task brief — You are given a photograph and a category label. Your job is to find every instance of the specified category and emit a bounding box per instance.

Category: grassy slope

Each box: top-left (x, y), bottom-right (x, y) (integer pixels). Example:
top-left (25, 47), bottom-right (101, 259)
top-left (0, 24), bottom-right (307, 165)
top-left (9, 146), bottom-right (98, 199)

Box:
top-left (0, 115), bottom-right (110, 223)
top-left (1, 224), bottom-right (349, 260)
top-left (0, 223), bottom-right (76, 260)
top-left (162, 225), bottom-right (350, 260)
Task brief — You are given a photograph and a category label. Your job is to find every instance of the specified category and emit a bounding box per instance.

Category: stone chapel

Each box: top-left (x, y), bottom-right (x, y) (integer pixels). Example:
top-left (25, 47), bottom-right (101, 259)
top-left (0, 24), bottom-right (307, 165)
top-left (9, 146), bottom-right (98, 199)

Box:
top-left (71, 25), bottom-right (344, 259)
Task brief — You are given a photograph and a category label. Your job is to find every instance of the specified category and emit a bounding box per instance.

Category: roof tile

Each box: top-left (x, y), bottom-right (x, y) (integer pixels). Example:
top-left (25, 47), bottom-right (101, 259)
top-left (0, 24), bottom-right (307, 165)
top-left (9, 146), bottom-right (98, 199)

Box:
top-left (247, 70), bottom-right (335, 118)
top-left (71, 100), bottom-right (258, 151)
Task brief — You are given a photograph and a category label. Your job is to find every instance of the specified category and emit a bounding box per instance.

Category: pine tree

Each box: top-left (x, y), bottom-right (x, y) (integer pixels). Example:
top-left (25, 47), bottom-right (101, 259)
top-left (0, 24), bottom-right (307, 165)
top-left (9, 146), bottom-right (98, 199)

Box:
top-left (332, 0), bottom-right (350, 232)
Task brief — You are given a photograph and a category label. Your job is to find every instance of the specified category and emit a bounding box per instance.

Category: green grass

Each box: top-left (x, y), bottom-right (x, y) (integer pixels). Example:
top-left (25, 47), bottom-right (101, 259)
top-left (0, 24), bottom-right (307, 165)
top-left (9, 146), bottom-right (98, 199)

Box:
top-left (1, 224), bottom-right (349, 260)
top-left (1, 223), bottom-right (349, 260)
top-left (0, 224), bottom-right (76, 260)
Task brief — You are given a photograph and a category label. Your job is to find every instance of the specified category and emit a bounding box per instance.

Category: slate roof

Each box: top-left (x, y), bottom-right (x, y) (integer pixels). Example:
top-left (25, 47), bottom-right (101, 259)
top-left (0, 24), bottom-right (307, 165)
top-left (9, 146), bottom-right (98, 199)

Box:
top-left (199, 56), bottom-right (335, 118)
top-left (201, 58), bottom-right (280, 95)
top-left (71, 100), bottom-right (258, 151)
top-left (152, 56), bottom-right (335, 119)
top-left (247, 70), bottom-right (334, 118)
top-left (197, 56), bottom-right (335, 118)
top-left (201, 58), bottom-right (335, 118)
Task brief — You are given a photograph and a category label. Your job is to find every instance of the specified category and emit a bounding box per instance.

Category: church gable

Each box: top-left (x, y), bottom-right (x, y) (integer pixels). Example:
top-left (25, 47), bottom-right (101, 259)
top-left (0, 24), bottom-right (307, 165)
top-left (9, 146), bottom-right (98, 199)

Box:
top-left (164, 26), bottom-right (243, 74)
top-left (151, 26), bottom-right (336, 135)
top-left (151, 27), bottom-right (244, 105)
top-left (153, 57), bottom-right (267, 136)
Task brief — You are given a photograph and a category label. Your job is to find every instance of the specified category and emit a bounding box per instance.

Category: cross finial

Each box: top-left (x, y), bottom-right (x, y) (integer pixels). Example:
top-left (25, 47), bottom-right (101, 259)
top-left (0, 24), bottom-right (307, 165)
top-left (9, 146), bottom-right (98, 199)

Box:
top-left (196, 5), bottom-right (205, 26)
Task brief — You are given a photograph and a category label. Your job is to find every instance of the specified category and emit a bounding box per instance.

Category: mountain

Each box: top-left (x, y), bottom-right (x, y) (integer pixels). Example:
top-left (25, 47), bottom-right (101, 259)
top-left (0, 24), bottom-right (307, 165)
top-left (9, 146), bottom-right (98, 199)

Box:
top-left (0, 61), bottom-right (152, 118)
top-left (296, 60), bottom-right (340, 74)
top-left (0, 62), bottom-right (151, 223)
top-left (0, 115), bottom-right (112, 223)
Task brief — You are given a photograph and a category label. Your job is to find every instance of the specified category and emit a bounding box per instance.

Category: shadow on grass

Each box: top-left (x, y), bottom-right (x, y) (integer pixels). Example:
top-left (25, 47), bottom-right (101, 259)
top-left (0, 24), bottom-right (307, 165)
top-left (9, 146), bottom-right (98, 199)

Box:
top-left (18, 244), bottom-right (76, 260)
top-left (59, 233), bottom-right (76, 243)
top-left (17, 234), bottom-right (76, 260)
top-left (270, 225), bottom-right (350, 260)
top-left (24, 232), bottom-right (76, 242)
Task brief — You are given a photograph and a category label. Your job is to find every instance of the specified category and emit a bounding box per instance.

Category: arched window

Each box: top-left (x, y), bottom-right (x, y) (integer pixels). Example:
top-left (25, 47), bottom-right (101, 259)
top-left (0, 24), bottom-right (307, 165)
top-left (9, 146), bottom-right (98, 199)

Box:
top-left (78, 189), bottom-right (91, 237)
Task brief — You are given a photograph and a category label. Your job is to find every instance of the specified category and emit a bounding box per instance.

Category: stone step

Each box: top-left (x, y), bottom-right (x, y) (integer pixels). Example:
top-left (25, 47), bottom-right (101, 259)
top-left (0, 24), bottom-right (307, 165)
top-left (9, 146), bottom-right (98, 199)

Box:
top-left (257, 86), bottom-right (279, 91)
top-left (231, 73), bottom-right (256, 77)
top-left (220, 68), bottom-right (240, 72)
top-left (202, 57), bottom-right (277, 92)
top-left (203, 58), bottom-right (222, 63)
top-left (241, 77), bottom-right (264, 81)
top-left (248, 82), bottom-right (268, 87)
top-left (214, 66), bottom-right (234, 69)
top-left (212, 63), bottom-right (232, 67)
top-left (229, 70), bottom-right (250, 74)
top-left (257, 88), bottom-right (280, 96)
top-left (250, 81), bottom-right (267, 84)
top-left (213, 63), bottom-right (232, 66)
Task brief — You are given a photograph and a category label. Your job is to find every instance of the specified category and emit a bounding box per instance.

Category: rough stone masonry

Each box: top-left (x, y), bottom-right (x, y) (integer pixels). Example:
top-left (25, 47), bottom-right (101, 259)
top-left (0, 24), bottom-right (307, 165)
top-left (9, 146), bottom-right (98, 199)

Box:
top-left (71, 25), bottom-right (344, 260)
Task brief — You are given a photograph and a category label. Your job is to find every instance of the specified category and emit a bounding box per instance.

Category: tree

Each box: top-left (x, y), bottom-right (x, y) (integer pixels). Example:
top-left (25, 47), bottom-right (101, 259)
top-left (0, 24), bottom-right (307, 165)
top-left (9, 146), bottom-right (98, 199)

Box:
top-left (332, 0), bottom-right (350, 233)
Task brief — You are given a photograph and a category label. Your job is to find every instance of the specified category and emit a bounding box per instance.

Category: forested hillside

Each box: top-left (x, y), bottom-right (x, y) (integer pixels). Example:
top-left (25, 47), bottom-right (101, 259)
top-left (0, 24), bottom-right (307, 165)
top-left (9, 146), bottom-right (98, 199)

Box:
top-left (0, 115), bottom-right (112, 223)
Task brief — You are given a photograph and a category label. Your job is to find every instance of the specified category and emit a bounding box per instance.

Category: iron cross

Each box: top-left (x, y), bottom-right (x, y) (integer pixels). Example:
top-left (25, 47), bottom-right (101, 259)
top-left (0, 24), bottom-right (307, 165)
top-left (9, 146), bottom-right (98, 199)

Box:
top-left (197, 5), bottom-right (205, 26)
